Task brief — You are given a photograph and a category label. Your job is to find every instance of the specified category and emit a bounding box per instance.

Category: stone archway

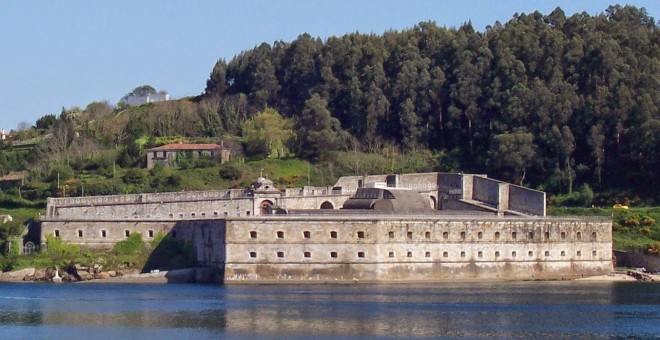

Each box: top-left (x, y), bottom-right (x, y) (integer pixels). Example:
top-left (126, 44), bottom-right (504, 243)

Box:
top-left (320, 201), bottom-right (334, 209)
top-left (429, 195), bottom-right (437, 209)
top-left (260, 200), bottom-right (274, 215)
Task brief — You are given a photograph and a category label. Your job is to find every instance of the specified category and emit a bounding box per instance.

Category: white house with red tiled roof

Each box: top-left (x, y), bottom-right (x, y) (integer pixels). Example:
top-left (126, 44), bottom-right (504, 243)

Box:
top-left (146, 143), bottom-right (230, 169)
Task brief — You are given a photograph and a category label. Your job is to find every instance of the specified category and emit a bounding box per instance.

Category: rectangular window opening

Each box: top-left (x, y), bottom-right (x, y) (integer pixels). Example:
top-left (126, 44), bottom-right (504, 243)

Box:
top-left (407, 231), bottom-right (413, 239)
top-left (407, 251), bottom-right (412, 258)
top-left (148, 230), bottom-right (154, 238)
top-left (443, 232), bottom-right (449, 240)
top-left (388, 231), bottom-right (394, 239)
top-left (425, 251), bottom-right (431, 258)
top-left (425, 231), bottom-right (431, 239)
top-left (277, 231), bottom-right (284, 239)
top-left (357, 252), bottom-right (365, 258)
top-left (495, 251), bottom-right (500, 258)
top-left (512, 232), bottom-right (517, 240)
top-left (330, 231), bottom-right (338, 239)
top-left (443, 251), bottom-right (448, 258)
top-left (477, 232), bottom-right (483, 239)
top-left (460, 251), bottom-right (466, 258)
top-left (249, 251), bottom-right (257, 258)
top-left (388, 251), bottom-right (395, 258)
top-left (478, 251), bottom-right (483, 258)
top-left (460, 232), bottom-right (466, 240)
top-left (545, 251), bottom-right (550, 257)
top-left (77, 230), bottom-right (83, 238)
top-left (303, 231), bottom-right (311, 238)
top-left (250, 231), bottom-right (257, 238)
top-left (277, 251), bottom-right (284, 258)
top-left (304, 251), bottom-right (311, 258)
top-left (101, 230), bottom-right (107, 238)
top-left (330, 251), bottom-right (337, 258)
top-left (124, 230), bottom-right (130, 237)
top-left (357, 231), bottom-right (365, 239)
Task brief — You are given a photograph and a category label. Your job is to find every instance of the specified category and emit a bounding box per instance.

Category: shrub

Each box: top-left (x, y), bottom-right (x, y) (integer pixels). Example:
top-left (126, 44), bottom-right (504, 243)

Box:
top-left (43, 235), bottom-right (80, 258)
top-left (640, 216), bottom-right (656, 226)
top-left (623, 216), bottom-right (640, 227)
top-left (113, 233), bottom-right (145, 256)
top-left (219, 163), bottom-right (243, 181)
top-left (121, 169), bottom-right (145, 185)
top-left (193, 157), bottom-right (217, 169)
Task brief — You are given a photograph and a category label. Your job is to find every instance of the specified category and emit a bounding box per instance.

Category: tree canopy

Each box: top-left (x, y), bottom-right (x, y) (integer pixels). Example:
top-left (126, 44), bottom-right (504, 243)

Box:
top-left (202, 5), bottom-right (658, 198)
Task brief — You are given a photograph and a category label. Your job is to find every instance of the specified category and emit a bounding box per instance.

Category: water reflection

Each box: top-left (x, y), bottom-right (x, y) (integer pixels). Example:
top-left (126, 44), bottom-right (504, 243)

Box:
top-left (0, 282), bottom-right (658, 339)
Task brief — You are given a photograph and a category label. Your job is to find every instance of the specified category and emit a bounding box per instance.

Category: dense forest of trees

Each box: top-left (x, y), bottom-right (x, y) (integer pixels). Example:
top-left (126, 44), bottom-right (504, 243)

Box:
top-left (201, 5), bottom-right (658, 199)
top-left (0, 5), bottom-right (657, 203)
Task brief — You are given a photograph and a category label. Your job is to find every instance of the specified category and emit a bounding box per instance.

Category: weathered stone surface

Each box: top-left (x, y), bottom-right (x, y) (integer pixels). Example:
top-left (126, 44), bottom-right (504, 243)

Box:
top-left (107, 270), bottom-right (117, 277)
top-left (77, 271), bottom-right (93, 281)
top-left (118, 269), bottom-right (140, 276)
top-left (0, 268), bottom-right (36, 282)
top-left (96, 272), bottom-right (111, 279)
top-left (33, 268), bottom-right (47, 281)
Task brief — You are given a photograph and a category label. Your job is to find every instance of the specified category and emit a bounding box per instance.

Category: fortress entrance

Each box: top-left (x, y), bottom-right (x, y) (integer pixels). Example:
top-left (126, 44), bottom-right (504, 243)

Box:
top-left (429, 196), bottom-right (437, 209)
top-left (320, 201), bottom-right (334, 209)
top-left (260, 200), bottom-right (274, 215)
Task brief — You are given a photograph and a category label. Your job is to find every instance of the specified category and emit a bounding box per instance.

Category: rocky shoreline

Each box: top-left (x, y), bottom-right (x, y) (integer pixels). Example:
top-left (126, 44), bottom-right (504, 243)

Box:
top-left (0, 266), bottom-right (217, 284)
top-left (0, 265), bottom-right (145, 283)
top-left (1, 266), bottom-right (658, 284)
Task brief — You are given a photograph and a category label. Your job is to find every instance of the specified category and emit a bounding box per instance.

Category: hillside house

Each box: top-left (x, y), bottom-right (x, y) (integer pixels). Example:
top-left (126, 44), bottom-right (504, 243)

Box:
top-left (124, 92), bottom-right (170, 106)
top-left (146, 143), bottom-right (230, 169)
top-left (1, 129), bottom-right (10, 141)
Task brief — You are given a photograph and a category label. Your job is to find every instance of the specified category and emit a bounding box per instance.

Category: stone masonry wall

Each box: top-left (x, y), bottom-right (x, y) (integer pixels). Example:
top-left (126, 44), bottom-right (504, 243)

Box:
top-left (508, 185), bottom-right (546, 216)
top-left (41, 215), bottom-right (612, 282)
top-left (221, 216), bottom-right (612, 282)
top-left (472, 177), bottom-right (500, 207)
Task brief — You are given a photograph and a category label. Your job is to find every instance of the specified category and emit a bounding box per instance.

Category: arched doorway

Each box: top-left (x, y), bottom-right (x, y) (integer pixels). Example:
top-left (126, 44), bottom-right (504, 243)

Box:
top-left (320, 201), bottom-right (334, 209)
top-left (429, 196), bottom-right (437, 209)
top-left (260, 200), bottom-right (274, 215)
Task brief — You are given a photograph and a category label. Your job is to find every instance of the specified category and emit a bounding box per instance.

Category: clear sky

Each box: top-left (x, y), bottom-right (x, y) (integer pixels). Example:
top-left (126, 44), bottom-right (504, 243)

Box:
top-left (0, 1), bottom-right (657, 131)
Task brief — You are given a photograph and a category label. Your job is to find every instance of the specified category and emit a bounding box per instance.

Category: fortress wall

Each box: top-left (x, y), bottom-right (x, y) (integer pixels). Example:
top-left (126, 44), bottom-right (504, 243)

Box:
top-left (221, 216), bottom-right (612, 282)
top-left (508, 185), bottom-right (546, 216)
top-left (49, 198), bottom-right (257, 220)
top-left (46, 193), bottom-right (354, 222)
top-left (396, 173), bottom-right (439, 190)
top-left (438, 173), bottom-right (462, 192)
top-left (472, 177), bottom-right (500, 206)
top-left (40, 215), bottom-right (612, 282)
top-left (40, 219), bottom-right (227, 266)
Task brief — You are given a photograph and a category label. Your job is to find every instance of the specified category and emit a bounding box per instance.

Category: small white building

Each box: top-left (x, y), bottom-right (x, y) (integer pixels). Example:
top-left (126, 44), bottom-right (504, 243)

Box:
top-left (124, 92), bottom-right (170, 107)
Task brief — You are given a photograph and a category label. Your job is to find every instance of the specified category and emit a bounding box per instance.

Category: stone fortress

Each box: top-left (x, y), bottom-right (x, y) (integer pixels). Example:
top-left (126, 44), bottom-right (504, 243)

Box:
top-left (40, 172), bottom-right (612, 283)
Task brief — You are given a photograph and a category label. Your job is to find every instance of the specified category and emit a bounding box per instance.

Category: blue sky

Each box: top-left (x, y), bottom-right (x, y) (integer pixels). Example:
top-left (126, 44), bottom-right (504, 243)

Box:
top-left (0, 1), bottom-right (657, 131)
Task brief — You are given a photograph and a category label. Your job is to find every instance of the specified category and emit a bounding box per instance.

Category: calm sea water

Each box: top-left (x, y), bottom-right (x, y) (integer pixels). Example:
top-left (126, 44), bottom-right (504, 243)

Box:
top-left (0, 281), bottom-right (658, 339)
